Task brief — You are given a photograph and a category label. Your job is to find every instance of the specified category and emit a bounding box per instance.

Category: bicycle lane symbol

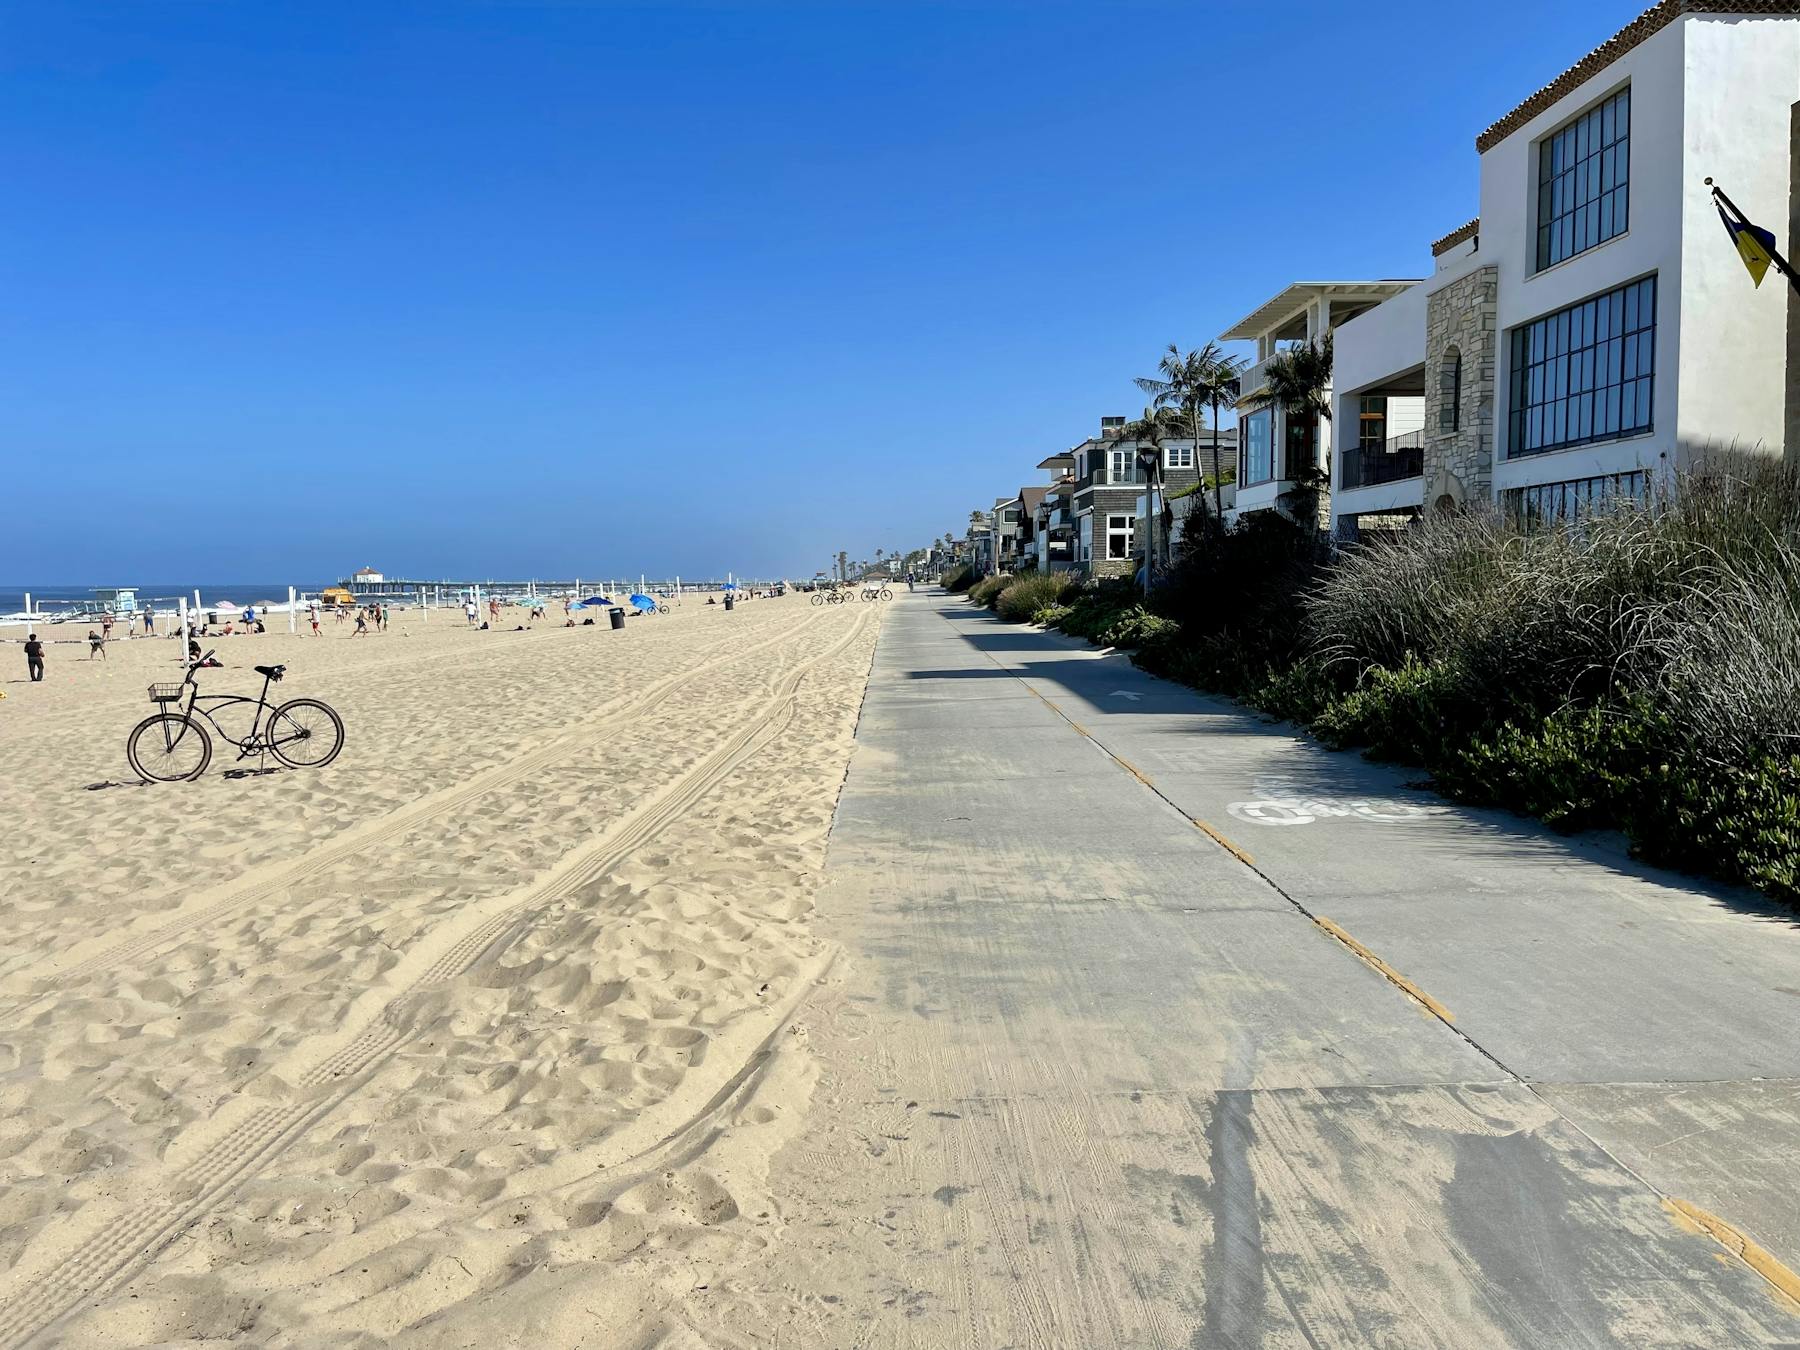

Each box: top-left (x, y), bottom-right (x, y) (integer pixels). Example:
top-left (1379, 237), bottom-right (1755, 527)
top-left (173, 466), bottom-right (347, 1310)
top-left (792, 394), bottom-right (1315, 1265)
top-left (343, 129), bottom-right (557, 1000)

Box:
top-left (1226, 786), bottom-right (1451, 828)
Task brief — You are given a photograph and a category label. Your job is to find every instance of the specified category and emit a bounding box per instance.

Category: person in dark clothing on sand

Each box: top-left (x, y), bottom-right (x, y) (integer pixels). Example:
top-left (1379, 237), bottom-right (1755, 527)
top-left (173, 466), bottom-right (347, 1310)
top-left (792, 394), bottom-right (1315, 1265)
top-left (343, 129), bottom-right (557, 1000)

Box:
top-left (25, 634), bottom-right (45, 682)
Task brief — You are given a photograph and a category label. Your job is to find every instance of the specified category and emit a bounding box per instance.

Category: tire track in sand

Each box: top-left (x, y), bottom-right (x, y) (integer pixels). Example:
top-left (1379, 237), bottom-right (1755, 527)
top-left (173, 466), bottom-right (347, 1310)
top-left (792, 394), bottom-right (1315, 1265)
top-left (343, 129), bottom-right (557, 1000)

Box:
top-left (0, 607), bottom-right (873, 1349)
top-left (3, 608), bottom-right (823, 1003)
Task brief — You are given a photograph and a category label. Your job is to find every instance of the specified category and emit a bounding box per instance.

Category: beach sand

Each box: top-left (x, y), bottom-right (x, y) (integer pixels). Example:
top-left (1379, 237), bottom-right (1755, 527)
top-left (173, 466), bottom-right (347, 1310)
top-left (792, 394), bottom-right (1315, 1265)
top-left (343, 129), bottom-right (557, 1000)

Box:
top-left (0, 596), bottom-right (880, 1346)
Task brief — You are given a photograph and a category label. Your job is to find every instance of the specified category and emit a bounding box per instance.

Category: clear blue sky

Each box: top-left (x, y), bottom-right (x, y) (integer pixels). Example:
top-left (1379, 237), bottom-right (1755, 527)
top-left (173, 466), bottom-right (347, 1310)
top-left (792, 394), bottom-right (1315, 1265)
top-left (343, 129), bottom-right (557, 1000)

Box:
top-left (1, 0), bottom-right (1646, 581)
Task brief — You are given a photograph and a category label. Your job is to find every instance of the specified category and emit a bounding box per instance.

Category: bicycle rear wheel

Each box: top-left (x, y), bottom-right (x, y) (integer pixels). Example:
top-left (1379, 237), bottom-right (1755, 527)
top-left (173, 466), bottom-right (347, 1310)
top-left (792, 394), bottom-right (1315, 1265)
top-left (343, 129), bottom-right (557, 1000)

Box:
top-left (128, 713), bottom-right (213, 782)
top-left (811, 593), bottom-right (824, 607)
top-left (267, 697), bottom-right (345, 769)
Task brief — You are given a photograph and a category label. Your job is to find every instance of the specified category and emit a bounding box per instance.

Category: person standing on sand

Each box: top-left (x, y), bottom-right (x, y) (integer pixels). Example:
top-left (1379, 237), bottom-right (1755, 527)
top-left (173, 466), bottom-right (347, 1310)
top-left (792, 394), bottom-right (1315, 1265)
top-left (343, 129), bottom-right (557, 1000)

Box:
top-left (88, 630), bottom-right (105, 659)
top-left (25, 633), bottom-right (45, 682)
top-left (488, 596), bottom-right (501, 626)
top-left (380, 603), bottom-right (390, 632)
top-left (101, 612), bottom-right (114, 644)
top-left (464, 598), bottom-right (478, 626)
top-left (142, 606), bottom-right (156, 635)
top-left (310, 612), bottom-right (322, 636)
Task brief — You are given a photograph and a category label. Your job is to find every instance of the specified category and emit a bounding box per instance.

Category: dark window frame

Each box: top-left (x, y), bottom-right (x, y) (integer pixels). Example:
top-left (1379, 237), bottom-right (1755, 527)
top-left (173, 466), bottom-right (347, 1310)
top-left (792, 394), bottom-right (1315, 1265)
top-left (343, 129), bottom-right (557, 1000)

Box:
top-left (1507, 274), bottom-right (1656, 459)
top-left (1439, 350), bottom-right (1462, 433)
top-left (1241, 407), bottom-right (1274, 486)
top-left (1536, 86), bottom-right (1630, 270)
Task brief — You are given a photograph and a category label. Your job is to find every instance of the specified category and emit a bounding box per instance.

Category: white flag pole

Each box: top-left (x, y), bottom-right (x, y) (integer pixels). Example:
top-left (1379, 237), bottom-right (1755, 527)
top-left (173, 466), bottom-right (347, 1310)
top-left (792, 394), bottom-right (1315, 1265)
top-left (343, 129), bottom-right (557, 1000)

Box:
top-left (179, 597), bottom-right (190, 657)
top-left (288, 586), bottom-right (297, 634)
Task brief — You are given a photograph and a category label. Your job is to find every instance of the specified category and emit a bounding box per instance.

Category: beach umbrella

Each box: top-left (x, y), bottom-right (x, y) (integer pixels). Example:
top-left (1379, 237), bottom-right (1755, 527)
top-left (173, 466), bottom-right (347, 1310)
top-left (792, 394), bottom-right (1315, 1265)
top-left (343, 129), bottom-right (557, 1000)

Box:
top-left (629, 594), bottom-right (657, 613)
top-left (722, 582), bottom-right (738, 591)
top-left (580, 595), bottom-right (611, 606)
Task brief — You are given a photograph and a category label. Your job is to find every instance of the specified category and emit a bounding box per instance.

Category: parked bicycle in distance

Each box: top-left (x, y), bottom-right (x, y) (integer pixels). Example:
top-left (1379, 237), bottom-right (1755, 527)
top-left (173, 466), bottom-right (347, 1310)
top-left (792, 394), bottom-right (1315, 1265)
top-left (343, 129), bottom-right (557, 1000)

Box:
top-left (810, 587), bottom-right (849, 607)
top-left (860, 585), bottom-right (894, 602)
top-left (128, 651), bottom-right (346, 783)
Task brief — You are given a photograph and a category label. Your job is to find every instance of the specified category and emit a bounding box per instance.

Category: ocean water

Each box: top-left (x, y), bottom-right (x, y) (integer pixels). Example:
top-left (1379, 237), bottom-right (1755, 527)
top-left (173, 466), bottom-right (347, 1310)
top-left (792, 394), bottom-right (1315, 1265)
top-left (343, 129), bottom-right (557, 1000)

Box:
top-left (1, 583), bottom-right (329, 617)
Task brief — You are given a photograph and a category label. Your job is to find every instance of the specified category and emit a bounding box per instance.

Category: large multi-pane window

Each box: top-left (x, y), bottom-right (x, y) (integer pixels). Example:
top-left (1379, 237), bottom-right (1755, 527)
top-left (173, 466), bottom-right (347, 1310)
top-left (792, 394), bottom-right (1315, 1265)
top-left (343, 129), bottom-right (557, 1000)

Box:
top-left (1109, 447), bottom-right (1135, 483)
top-left (1508, 470), bottom-right (1646, 526)
top-left (1358, 396), bottom-right (1387, 452)
top-left (1508, 275), bottom-right (1655, 457)
top-left (1537, 87), bottom-right (1629, 269)
top-left (1242, 408), bottom-right (1273, 484)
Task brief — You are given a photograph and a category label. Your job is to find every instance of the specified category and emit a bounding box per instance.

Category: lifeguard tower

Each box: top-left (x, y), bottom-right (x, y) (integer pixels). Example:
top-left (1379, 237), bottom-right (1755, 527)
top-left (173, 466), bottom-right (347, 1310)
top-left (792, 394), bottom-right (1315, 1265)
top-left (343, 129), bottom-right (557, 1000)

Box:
top-left (92, 586), bottom-right (139, 615)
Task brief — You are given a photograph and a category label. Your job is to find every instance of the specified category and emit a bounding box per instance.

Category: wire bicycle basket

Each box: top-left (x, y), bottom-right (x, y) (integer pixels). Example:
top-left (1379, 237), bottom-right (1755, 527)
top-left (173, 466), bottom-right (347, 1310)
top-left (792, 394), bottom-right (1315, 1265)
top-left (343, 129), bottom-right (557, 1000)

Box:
top-left (147, 683), bottom-right (186, 704)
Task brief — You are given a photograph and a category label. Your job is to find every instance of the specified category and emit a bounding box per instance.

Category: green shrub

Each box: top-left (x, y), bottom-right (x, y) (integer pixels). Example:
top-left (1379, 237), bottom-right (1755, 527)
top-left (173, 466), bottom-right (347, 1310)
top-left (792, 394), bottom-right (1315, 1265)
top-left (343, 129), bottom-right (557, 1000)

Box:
top-left (968, 574), bottom-right (1009, 608)
top-left (1032, 603), bottom-right (1074, 627)
top-left (1098, 606), bottom-right (1179, 648)
top-left (1309, 654), bottom-right (1488, 765)
top-left (996, 572), bottom-right (1072, 623)
top-left (940, 564), bottom-right (976, 593)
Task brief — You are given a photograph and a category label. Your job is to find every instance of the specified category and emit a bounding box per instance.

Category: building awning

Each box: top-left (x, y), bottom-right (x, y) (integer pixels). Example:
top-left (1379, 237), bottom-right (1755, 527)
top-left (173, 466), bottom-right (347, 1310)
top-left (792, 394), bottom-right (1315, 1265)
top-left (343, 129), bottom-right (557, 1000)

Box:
top-left (1219, 281), bottom-right (1420, 342)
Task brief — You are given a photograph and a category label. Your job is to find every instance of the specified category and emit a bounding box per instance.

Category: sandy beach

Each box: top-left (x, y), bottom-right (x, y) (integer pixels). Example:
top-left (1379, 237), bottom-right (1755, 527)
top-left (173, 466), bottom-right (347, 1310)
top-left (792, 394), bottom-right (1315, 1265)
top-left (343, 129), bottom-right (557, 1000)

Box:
top-left (0, 596), bottom-right (881, 1346)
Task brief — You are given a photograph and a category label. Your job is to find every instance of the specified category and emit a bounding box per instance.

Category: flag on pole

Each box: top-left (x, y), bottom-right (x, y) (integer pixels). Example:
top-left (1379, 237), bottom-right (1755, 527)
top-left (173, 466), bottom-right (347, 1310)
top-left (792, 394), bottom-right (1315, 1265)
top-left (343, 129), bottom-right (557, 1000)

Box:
top-left (1715, 198), bottom-right (1779, 288)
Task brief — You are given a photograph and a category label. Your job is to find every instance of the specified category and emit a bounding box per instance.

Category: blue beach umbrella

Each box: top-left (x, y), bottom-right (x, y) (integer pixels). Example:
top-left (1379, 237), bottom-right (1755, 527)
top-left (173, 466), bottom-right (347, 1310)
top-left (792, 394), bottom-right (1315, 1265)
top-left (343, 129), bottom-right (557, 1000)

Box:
top-left (580, 595), bottom-right (610, 607)
top-left (629, 593), bottom-right (657, 612)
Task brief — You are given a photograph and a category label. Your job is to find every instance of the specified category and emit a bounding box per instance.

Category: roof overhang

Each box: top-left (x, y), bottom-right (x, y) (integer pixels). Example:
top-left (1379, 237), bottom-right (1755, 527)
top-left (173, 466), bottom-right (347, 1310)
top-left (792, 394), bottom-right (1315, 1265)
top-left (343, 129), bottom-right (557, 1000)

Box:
top-left (1219, 281), bottom-right (1421, 342)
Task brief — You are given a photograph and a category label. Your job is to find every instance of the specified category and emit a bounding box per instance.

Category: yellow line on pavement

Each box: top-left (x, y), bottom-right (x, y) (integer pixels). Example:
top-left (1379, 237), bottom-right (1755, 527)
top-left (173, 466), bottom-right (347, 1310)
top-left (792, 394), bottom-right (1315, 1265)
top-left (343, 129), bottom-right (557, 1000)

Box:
top-left (1665, 1199), bottom-right (1800, 1311)
top-left (1193, 819), bottom-right (1255, 866)
top-left (1313, 916), bottom-right (1456, 1023)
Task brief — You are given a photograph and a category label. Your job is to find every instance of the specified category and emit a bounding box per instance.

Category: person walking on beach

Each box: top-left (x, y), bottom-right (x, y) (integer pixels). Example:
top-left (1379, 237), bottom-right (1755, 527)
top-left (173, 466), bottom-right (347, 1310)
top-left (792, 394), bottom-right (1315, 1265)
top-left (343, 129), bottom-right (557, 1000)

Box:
top-left (351, 610), bottom-right (369, 637)
top-left (380, 603), bottom-right (390, 632)
top-left (309, 611), bottom-right (322, 636)
top-left (464, 598), bottom-right (478, 627)
top-left (24, 633), bottom-right (45, 682)
top-left (488, 596), bottom-right (501, 626)
top-left (101, 612), bottom-right (114, 644)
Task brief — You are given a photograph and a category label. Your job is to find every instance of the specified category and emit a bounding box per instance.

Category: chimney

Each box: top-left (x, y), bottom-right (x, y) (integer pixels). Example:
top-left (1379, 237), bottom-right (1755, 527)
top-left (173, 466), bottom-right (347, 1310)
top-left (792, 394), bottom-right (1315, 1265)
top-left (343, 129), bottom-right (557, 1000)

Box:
top-left (1100, 415), bottom-right (1126, 439)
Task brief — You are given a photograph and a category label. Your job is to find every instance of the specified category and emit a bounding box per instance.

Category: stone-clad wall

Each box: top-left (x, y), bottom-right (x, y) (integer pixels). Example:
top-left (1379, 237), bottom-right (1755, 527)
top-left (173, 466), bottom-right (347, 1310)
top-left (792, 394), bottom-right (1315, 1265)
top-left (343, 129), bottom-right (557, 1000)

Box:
top-left (1424, 264), bottom-right (1499, 510)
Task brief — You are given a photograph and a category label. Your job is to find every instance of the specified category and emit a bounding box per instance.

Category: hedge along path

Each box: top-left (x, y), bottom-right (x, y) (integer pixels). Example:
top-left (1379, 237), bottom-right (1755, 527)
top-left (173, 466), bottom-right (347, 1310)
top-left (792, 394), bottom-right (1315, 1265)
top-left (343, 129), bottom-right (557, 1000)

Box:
top-left (0, 604), bottom-right (876, 1349)
top-left (3, 605), bottom-right (826, 1005)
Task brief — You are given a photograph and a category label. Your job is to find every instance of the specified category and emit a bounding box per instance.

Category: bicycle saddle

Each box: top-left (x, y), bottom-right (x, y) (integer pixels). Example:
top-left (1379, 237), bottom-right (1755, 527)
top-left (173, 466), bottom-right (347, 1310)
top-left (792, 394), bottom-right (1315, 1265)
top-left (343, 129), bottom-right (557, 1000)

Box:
top-left (255, 664), bottom-right (287, 681)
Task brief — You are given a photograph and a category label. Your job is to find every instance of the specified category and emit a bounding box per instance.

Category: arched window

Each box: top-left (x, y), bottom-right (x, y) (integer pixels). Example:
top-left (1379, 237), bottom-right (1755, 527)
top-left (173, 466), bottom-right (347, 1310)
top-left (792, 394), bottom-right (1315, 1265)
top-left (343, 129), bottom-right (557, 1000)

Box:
top-left (1439, 348), bottom-right (1462, 433)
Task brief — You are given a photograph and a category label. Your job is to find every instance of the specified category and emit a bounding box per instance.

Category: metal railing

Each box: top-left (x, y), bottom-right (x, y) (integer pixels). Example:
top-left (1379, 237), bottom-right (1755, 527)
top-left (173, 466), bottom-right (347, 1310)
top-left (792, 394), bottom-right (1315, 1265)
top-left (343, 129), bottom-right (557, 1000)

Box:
top-left (1340, 429), bottom-right (1424, 489)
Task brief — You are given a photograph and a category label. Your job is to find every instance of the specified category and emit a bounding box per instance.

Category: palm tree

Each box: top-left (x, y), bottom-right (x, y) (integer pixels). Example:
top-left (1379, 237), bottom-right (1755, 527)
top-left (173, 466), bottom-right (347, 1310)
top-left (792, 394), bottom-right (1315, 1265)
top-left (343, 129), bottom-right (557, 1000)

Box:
top-left (1116, 405), bottom-right (1183, 581)
top-left (1137, 342), bottom-right (1247, 527)
top-left (1258, 334), bottom-right (1333, 521)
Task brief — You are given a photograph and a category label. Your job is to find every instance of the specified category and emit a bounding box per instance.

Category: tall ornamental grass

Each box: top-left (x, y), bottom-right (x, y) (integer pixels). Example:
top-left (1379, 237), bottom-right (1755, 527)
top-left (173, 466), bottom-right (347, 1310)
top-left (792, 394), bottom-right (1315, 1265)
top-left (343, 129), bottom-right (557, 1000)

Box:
top-left (995, 572), bottom-right (1072, 623)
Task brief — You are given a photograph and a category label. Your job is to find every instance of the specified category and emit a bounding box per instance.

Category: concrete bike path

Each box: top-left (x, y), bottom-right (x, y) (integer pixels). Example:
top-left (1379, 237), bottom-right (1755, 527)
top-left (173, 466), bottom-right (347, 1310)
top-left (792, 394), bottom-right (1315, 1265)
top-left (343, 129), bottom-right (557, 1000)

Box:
top-left (705, 591), bottom-right (1800, 1348)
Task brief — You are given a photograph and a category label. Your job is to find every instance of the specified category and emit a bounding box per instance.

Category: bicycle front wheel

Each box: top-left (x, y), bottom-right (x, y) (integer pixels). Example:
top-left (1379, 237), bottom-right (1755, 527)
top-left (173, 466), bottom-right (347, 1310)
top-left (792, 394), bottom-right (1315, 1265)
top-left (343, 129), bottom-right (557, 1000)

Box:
top-left (267, 698), bottom-right (345, 769)
top-left (811, 593), bottom-right (824, 607)
top-left (128, 713), bottom-right (213, 783)
top-left (879, 588), bottom-right (893, 601)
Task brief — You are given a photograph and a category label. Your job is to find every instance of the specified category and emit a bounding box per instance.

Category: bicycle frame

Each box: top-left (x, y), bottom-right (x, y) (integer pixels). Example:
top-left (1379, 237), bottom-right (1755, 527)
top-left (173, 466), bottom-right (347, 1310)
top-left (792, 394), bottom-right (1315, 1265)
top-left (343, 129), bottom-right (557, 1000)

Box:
top-left (154, 665), bottom-right (286, 761)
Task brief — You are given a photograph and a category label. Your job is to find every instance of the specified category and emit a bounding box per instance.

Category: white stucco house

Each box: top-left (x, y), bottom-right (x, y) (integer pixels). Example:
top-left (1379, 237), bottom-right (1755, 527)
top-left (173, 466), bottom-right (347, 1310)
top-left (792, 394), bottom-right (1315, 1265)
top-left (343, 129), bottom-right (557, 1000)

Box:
top-left (1219, 282), bottom-right (1419, 525)
top-left (1330, 0), bottom-right (1800, 537)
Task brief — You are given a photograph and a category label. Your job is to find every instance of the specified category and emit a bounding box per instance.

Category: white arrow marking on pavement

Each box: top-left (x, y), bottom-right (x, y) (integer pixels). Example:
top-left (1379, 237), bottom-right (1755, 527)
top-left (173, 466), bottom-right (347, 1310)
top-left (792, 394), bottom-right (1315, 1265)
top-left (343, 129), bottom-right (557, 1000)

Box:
top-left (1108, 690), bottom-right (1143, 701)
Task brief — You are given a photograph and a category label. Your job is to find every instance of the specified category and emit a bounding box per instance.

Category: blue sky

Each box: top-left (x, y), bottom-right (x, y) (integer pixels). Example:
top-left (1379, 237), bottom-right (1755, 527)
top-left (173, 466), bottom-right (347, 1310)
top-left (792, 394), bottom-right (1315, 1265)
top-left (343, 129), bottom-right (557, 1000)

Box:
top-left (2, 0), bottom-right (1647, 581)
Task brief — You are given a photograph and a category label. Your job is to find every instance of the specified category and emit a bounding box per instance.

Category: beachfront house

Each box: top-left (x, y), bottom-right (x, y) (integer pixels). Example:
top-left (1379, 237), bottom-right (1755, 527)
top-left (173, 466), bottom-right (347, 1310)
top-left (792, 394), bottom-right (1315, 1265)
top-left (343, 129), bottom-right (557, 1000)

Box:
top-left (1137, 427), bottom-right (1239, 559)
top-left (1331, 0), bottom-right (1800, 537)
top-left (1221, 282), bottom-right (1419, 529)
top-left (1033, 452), bottom-right (1077, 571)
top-left (1065, 414), bottom-right (1221, 577)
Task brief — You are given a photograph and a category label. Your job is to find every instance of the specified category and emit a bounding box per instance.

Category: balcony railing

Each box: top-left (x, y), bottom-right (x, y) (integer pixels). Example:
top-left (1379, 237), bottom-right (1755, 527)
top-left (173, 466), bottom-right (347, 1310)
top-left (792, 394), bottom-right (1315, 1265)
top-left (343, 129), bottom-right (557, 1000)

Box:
top-left (1340, 429), bottom-right (1424, 490)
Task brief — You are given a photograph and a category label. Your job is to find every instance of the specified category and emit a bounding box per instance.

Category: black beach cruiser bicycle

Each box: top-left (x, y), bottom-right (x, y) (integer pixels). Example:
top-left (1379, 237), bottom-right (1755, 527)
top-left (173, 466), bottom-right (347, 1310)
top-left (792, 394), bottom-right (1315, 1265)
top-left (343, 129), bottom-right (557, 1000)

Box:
top-left (128, 650), bottom-right (345, 782)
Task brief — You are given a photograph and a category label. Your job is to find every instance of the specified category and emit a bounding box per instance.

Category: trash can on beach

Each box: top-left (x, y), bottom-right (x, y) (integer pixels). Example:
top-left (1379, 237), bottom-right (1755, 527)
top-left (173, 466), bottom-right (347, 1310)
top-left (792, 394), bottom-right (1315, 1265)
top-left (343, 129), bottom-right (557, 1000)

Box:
top-left (723, 593), bottom-right (735, 612)
top-left (609, 607), bottom-right (626, 631)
